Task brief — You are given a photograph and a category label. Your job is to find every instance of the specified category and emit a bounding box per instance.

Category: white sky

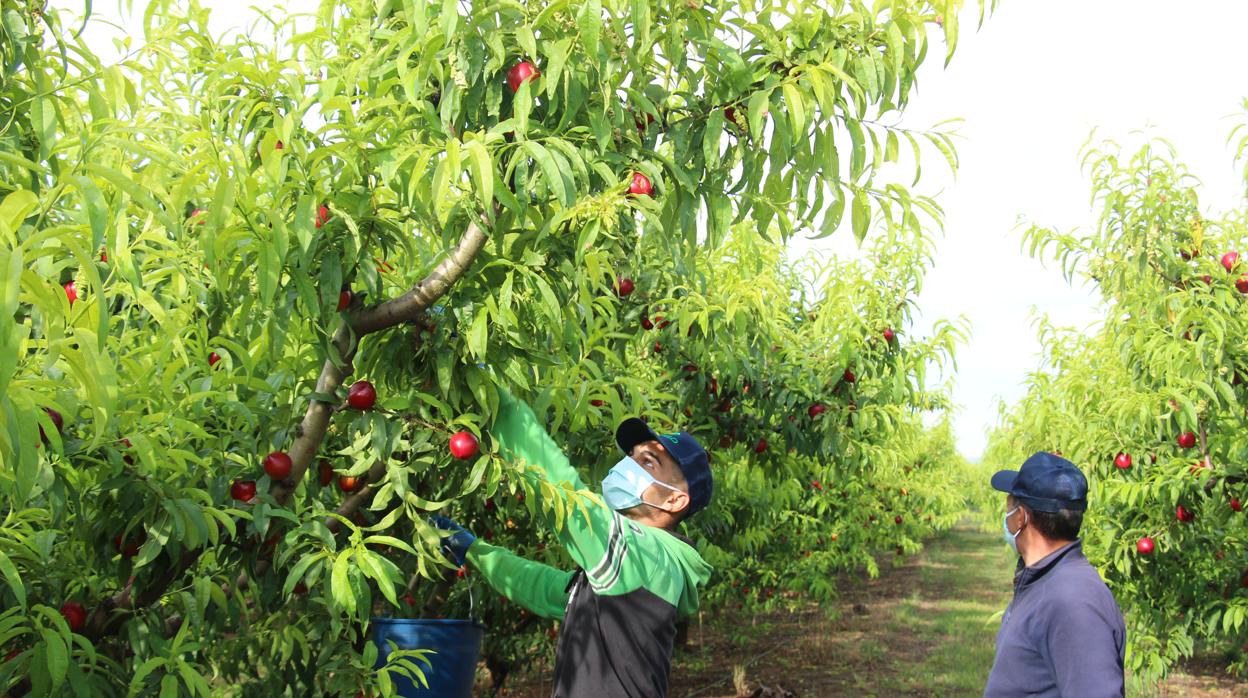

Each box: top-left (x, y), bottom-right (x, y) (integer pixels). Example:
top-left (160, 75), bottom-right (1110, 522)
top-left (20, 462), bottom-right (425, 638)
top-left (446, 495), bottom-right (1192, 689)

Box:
top-left (61, 1), bottom-right (1248, 462)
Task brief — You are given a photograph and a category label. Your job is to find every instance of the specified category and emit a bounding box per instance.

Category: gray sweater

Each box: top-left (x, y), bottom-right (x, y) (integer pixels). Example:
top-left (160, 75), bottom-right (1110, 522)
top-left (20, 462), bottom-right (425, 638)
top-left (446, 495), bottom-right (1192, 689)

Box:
top-left (983, 540), bottom-right (1126, 698)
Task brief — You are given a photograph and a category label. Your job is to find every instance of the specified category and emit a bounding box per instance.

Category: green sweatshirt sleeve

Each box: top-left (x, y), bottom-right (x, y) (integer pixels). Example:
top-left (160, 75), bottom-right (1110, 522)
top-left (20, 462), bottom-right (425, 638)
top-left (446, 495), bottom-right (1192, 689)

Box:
top-left (492, 390), bottom-right (616, 575)
top-left (466, 541), bottom-right (572, 620)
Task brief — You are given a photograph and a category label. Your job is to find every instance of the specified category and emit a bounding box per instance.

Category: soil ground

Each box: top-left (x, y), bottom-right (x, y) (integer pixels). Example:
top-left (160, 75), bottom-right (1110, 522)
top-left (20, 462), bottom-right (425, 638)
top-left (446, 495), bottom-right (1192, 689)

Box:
top-left (502, 523), bottom-right (1246, 697)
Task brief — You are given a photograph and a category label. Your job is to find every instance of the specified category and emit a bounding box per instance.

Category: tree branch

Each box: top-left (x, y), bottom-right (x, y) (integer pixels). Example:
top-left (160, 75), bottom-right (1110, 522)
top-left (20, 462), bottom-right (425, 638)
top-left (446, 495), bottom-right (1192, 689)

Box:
top-left (82, 210), bottom-right (495, 639)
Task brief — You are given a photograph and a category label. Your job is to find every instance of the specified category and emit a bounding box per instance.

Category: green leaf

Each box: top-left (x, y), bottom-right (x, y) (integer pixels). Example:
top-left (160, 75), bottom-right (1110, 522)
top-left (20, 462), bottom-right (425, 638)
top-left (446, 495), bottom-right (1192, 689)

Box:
top-left (467, 306), bottom-right (489, 359)
top-left (465, 139), bottom-right (494, 212)
top-left (851, 189), bottom-right (870, 242)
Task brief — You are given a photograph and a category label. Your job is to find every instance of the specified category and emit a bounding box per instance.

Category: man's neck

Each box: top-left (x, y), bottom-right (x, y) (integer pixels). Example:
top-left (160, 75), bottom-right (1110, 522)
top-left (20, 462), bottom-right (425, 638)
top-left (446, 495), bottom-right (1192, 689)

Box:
top-left (1021, 537), bottom-right (1075, 567)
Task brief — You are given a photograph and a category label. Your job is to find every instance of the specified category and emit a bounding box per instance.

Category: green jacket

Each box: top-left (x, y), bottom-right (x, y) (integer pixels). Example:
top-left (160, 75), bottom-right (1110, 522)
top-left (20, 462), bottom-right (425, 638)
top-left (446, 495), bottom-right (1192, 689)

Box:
top-left (466, 391), bottom-right (711, 697)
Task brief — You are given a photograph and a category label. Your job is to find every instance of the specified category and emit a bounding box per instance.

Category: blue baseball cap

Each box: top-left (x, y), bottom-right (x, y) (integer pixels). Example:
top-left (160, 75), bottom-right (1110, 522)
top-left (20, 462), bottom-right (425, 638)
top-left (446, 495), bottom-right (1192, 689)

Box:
top-left (616, 418), bottom-right (713, 516)
top-left (991, 451), bottom-right (1089, 513)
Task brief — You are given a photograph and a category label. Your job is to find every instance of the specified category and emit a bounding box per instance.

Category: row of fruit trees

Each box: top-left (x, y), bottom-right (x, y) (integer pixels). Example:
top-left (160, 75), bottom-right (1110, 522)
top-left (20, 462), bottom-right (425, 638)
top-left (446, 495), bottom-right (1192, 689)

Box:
top-left (984, 136), bottom-right (1248, 683)
top-left (0, 0), bottom-right (989, 695)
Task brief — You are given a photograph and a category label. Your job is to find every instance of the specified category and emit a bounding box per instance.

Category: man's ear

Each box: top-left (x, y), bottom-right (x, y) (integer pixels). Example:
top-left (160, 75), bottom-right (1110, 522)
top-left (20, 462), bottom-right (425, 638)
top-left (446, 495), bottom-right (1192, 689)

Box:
top-left (666, 489), bottom-right (691, 514)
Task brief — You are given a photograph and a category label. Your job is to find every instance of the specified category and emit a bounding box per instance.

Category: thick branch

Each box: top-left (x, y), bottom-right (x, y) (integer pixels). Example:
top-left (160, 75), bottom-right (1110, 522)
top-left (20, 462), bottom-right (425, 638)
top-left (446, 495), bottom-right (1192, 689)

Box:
top-left (84, 211), bottom-right (494, 639)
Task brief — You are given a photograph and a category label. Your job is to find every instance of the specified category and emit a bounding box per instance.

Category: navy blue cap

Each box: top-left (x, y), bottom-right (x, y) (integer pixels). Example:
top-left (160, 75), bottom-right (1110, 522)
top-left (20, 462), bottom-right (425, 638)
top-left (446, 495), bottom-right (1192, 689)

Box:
top-left (991, 452), bottom-right (1089, 513)
top-left (616, 418), bottom-right (713, 516)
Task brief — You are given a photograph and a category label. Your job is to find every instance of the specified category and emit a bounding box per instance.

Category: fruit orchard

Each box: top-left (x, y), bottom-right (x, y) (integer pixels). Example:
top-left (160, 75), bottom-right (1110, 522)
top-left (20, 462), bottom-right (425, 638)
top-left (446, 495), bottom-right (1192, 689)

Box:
top-left (0, 0), bottom-right (990, 694)
top-left (985, 138), bottom-right (1248, 682)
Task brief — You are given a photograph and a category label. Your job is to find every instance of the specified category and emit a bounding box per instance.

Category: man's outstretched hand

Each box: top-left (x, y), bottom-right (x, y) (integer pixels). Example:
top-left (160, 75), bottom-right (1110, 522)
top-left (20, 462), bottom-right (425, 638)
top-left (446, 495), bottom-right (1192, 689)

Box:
top-left (430, 515), bottom-right (476, 566)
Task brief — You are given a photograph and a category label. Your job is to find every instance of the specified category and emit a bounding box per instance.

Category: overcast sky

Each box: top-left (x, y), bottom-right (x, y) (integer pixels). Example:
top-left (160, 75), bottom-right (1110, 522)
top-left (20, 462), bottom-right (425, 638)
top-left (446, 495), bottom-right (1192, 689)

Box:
top-left (64, 1), bottom-right (1248, 462)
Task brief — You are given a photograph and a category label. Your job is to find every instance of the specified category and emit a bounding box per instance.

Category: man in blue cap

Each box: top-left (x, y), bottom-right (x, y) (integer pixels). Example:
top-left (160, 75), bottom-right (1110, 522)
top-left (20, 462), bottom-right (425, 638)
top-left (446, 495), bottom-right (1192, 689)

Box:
top-left (433, 390), bottom-right (713, 697)
top-left (983, 451), bottom-right (1127, 698)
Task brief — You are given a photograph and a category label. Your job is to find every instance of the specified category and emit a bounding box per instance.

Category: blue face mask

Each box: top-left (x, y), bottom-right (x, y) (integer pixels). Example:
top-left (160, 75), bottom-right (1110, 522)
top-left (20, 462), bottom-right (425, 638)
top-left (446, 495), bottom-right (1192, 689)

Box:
top-left (1003, 506), bottom-right (1025, 553)
top-left (602, 456), bottom-right (682, 512)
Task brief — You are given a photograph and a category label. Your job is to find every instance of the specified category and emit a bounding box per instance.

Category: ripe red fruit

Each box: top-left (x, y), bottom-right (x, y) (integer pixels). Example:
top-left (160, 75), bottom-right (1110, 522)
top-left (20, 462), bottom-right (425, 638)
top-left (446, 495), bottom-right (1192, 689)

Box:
top-left (1230, 497), bottom-right (1242, 512)
top-left (641, 315), bottom-right (654, 330)
top-left (100, 249), bottom-right (108, 263)
top-left (449, 431), bottom-right (480, 460)
top-left (230, 480), bottom-right (257, 502)
top-left (401, 593), bottom-right (418, 606)
top-left (337, 289), bottom-right (352, 311)
top-left (317, 459), bottom-right (334, 487)
top-left (1177, 431), bottom-right (1197, 449)
top-left (338, 475), bottom-right (363, 493)
top-left (754, 438), bottom-right (768, 453)
top-left (38, 407), bottom-right (63, 443)
top-left (113, 532), bottom-right (143, 557)
top-left (1136, 536), bottom-right (1154, 555)
top-left (507, 61), bottom-right (539, 92)
top-left (456, 565), bottom-right (468, 579)
top-left (1181, 247), bottom-right (1199, 261)
top-left (1222, 251), bottom-right (1239, 272)
top-left (634, 112), bottom-right (655, 132)
top-left (208, 352), bottom-right (222, 367)
top-left (723, 106), bottom-right (739, 126)
top-left (263, 451), bottom-right (293, 480)
top-left (590, 399), bottom-right (605, 407)
top-left (293, 581), bottom-right (308, 595)
top-left (59, 602), bottom-right (87, 632)
top-left (654, 315), bottom-right (670, 330)
top-left (652, 341), bottom-right (663, 353)
top-left (347, 380), bottom-right (377, 410)
top-left (274, 140), bottom-right (284, 150)
top-left (63, 281), bottom-right (77, 306)
top-left (628, 172), bottom-right (653, 196)
top-left (1237, 276), bottom-right (1248, 294)
top-left (882, 328), bottom-right (895, 343)
top-left (808, 403), bottom-right (826, 419)
top-left (1114, 452), bottom-right (1132, 470)
top-left (314, 205), bottom-right (331, 229)
top-left (120, 437), bottom-right (134, 465)
top-left (894, 515), bottom-right (903, 525)
top-left (615, 277), bottom-right (635, 297)
top-left (842, 369), bottom-right (856, 384)
top-left (1176, 504), bottom-right (1195, 522)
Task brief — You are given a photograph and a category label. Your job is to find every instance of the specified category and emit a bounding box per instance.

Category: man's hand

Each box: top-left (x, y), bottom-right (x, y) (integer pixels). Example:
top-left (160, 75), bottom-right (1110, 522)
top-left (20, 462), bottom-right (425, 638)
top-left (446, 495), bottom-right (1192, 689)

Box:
top-left (430, 515), bottom-right (476, 566)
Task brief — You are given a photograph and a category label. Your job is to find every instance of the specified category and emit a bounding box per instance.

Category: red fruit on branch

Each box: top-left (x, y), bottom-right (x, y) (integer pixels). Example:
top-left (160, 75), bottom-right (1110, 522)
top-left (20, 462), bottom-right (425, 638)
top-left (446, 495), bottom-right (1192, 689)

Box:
top-left (1231, 497), bottom-right (1242, 512)
top-left (811, 481), bottom-right (822, 490)
top-left (1136, 537), bottom-right (1154, 555)
top-left (120, 438), bottom-right (134, 465)
top-left (707, 377), bottom-right (718, 395)
top-left (457, 565), bottom-right (468, 579)
top-left (634, 112), bottom-right (655, 132)
top-left (208, 352), bottom-right (222, 367)
top-left (590, 399), bottom-right (605, 407)
top-left (230, 480), bottom-right (257, 502)
top-left (1177, 431), bottom-right (1197, 449)
top-left (113, 532), bottom-right (143, 557)
top-left (1176, 505), bottom-right (1195, 522)
top-left (1114, 452), bottom-right (1131, 470)
top-left (628, 172), bottom-right (653, 197)
top-left (63, 281), bottom-right (77, 306)
top-left (507, 61), bottom-right (540, 92)
top-left (263, 451), bottom-right (293, 480)
top-left (641, 315), bottom-right (654, 330)
top-left (317, 459), bottom-right (334, 487)
top-left (315, 205), bottom-right (331, 229)
top-left (337, 289), bottom-right (352, 311)
top-left (100, 249), bottom-right (107, 263)
top-left (189, 208), bottom-right (207, 225)
top-left (615, 277), bottom-right (635, 297)
top-left (338, 475), bottom-right (363, 493)
top-left (1222, 251), bottom-right (1239, 272)
top-left (1237, 276), bottom-right (1248, 294)
top-left (449, 431), bottom-right (480, 460)
top-left (882, 328), bottom-right (895, 343)
top-left (38, 407), bottom-right (63, 443)
top-left (723, 105), bottom-right (739, 126)
top-left (274, 140), bottom-right (283, 150)
top-left (894, 515), bottom-right (903, 525)
top-left (59, 602), bottom-right (87, 633)
top-left (652, 341), bottom-right (663, 353)
top-left (808, 403), bottom-right (826, 419)
top-left (842, 369), bottom-right (856, 384)
top-left (754, 438), bottom-right (768, 453)
top-left (654, 315), bottom-right (670, 330)
top-left (347, 380), bottom-right (377, 410)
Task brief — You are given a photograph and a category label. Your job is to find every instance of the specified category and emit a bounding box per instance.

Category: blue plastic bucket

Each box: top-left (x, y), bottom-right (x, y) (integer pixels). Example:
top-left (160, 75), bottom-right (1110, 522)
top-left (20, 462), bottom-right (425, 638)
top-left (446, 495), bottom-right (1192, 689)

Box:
top-left (370, 618), bottom-right (486, 697)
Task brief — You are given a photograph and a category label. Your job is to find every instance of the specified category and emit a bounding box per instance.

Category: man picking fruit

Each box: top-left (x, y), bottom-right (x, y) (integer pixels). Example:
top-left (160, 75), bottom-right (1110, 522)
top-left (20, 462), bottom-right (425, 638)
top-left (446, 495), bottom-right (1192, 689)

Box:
top-left (983, 452), bottom-right (1126, 698)
top-left (432, 390), bottom-right (713, 697)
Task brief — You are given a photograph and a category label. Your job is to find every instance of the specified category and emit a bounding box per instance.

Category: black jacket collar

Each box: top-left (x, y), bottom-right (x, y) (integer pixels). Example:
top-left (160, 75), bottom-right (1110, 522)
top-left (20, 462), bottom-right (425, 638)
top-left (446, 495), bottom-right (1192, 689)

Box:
top-left (1013, 539), bottom-right (1082, 593)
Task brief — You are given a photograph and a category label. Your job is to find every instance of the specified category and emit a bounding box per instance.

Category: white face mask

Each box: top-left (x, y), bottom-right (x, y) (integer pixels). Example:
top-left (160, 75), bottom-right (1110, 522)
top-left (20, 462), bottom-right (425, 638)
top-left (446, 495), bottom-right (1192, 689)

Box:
top-left (1003, 506), bottom-right (1026, 553)
top-left (601, 456), bottom-right (683, 512)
